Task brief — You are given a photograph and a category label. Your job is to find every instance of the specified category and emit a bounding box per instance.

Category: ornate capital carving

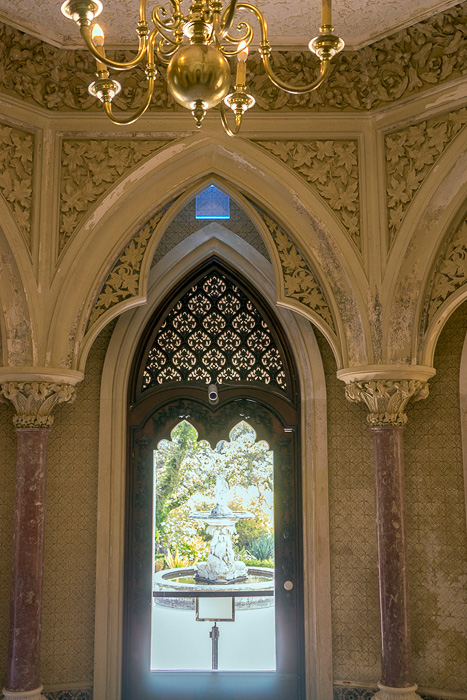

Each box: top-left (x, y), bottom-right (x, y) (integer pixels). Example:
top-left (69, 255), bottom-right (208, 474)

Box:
top-left (0, 382), bottom-right (76, 428)
top-left (344, 379), bottom-right (429, 426)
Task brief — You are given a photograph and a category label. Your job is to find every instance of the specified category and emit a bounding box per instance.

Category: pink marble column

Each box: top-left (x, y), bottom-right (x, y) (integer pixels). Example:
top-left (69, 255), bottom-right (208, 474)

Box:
top-left (7, 429), bottom-right (50, 696)
top-left (371, 425), bottom-right (413, 692)
top-left (1, 381), bottom-right (76, 700)
top-left (344, 377), bottom-right (430, 700)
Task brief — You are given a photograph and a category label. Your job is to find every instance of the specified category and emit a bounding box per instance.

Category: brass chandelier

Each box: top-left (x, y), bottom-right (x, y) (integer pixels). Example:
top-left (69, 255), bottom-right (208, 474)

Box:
top-left (61, 0), bottom-right (344, 135)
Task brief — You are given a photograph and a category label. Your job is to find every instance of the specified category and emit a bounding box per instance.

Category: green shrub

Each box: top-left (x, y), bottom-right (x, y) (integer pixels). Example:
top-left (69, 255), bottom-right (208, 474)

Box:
top-left (247, 533), bottom-right (274, 561)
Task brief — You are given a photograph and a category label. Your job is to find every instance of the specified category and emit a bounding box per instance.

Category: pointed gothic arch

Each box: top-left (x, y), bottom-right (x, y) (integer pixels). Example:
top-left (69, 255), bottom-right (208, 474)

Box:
top-left (93, 226), bottom-right (333, 700)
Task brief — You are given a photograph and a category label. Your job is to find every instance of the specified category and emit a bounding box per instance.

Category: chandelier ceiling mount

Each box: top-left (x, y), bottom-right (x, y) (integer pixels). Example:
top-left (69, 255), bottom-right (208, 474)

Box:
top-left (61, 0), bottom-right (344, 135)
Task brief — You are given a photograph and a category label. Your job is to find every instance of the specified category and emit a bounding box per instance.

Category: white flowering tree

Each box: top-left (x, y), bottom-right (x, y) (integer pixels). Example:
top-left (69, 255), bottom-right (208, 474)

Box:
top-left (154, 420), bottom-right (274, 565)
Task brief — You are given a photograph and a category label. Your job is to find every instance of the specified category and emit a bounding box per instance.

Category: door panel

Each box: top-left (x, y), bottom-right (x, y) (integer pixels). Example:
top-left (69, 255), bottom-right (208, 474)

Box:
top-left (124, 387), bottom-right (303, 700)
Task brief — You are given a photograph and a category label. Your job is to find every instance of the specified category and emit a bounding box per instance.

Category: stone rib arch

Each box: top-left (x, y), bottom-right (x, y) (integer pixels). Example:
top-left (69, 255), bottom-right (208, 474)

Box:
top-left (49, 134), bottom-right (370, 374)
top-left (381, 136), bottom-right (467, 365)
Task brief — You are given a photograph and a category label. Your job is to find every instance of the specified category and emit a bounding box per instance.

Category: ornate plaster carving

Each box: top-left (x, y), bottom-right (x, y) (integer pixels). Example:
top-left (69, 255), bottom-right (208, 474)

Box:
top-left (426, 216), bottom-right (467, 326)
top-left (59, 139), bottom-right (169, 251)
top-left (344, 379), bottom-right (429, 426)
top-left (262, 213), bottom-right (336, 333)
top-left (385, 108), bottom-right (467, 244)
top-left (257, 140), bottom-right (360, 247)
top-left (88, 209), bottom-right (165, 329)
top-left (0, 381), bottom-right (76, 428)
top-left (0, 122), bottom-right (34, 248)
top-left (0, 3), bottom-right (465, 114)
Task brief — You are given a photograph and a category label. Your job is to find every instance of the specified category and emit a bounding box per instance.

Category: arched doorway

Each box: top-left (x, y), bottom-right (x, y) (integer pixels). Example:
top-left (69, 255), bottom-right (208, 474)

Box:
top-left (123, 261), bottom-right (304, 699)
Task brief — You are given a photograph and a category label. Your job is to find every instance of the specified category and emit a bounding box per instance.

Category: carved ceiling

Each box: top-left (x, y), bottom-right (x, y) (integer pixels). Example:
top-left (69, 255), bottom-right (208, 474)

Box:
top-left (0, 0), bottom-right (462, 50)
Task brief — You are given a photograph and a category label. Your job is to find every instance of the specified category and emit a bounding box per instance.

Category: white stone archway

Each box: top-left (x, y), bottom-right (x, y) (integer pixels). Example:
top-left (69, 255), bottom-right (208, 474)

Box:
top-left (93, 225), bottom-right (333, 700)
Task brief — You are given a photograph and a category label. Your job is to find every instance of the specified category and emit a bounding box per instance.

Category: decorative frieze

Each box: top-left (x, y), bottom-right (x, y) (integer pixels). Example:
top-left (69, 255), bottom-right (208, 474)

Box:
top-left (0, 122), bottom-right (34, 248)
top-left (385, 108), bottom-right (467, 245)
top-left (88, 209), bottom-right (165, 329)
top-left (257, 140), bottom-right (360, 247)
top-left (0, 3), bottom-right (465, 114)
top-left (262, 213), bottom-right (335, 332)
top-left (344, 379), bottom-right (429, 426)
top-left (0, 381), bottom-right (76, 428)
top-left (59, 139), bottom-right (169, 251)
top-left (426, 217), bottom-right (467, 327)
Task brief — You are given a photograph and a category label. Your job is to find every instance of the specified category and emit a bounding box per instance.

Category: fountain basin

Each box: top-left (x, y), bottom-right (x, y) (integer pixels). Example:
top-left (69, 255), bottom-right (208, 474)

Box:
top-left (154, 566), bottom-right (274, 610)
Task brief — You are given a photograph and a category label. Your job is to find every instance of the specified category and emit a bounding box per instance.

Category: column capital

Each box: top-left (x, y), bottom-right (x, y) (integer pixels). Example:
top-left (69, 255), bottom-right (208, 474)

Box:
top-left (0, 381), bottom-right (76, 428)
top-left (343, 378), bottom-right (429, 426)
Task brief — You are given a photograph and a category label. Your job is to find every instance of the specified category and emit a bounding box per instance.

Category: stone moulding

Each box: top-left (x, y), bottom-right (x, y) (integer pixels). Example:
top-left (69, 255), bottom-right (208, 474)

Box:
top-left (261, 212), bottom-right (336, 334)
top-left (0, 121), bottom-right (34, 249)
top-left (0, 3), bottom-right (465, 114)
top-left (385, 108), bottom-right (467, 246)
top-left (257, 140), bottom-right (361, 249)
top-left (87, 209), bottom-right (165, 331)
top-left (59, 139), bottom-right (170, 252)
top-left (425, 216), bottom-right (467, 329)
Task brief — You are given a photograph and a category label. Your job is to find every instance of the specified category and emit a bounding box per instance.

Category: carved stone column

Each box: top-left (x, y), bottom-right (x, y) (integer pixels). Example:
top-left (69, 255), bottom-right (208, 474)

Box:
top-left (341, 375), bottom-right (431, 700)
top-left (0, 381), bottom-right (76, 700)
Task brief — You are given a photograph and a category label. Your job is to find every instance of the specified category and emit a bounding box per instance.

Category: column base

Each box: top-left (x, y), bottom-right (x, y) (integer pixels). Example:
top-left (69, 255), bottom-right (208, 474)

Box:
top-left (373, 683), bottom-right (422, 700)
top-left (2, 687), bottom-right (46, 700)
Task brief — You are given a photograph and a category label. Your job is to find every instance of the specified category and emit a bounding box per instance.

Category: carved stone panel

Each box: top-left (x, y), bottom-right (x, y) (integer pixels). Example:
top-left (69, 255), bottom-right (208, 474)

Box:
top-left (262, 213), bottom-right (336, 333)
top-left (257, 140), bottom-right (360, 248)
top-left (88, 209), bottom-right (165, 330)
top-left (59, 139), bottom-right (169, 252)
top-left (0, 3), bottom-right (465, 114)
top-left (426, 216), bottom-right (467, 327)
top-left (385, 108), bottom-right (467, 245)
top-left (0, 122), bottom-right (34, 249)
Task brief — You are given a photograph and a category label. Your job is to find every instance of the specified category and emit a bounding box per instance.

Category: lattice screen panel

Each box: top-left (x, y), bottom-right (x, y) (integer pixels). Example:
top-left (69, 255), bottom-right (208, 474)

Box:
top-left (142, 272), bottom-right (286, 391)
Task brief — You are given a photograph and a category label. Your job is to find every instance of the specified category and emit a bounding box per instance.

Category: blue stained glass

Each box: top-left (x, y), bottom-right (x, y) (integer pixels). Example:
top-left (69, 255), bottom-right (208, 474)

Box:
top-left (195, 185), bottom-right (230, 219)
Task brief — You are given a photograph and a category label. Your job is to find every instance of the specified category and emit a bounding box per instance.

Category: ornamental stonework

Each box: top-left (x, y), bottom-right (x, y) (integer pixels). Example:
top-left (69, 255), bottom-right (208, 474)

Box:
top-left (257, 140), bottom-right (360, 247)
top-left (0, 3), bottom-right (465, 114)
top-left (426, 216), bottom-right (467, 327)
top-left (262, 214), bottom-right (335, 333)
top-left (0, 381), bottom-right (76, 428)
top-left (0, 122), bottom-right (34, 249)
top-left (344, 379), bottom-right (429, 426)
top-left (88, 209), bottom-right (165, 330)
top-left (59, 139), bottom-right (170, 252)
top-left (385, 108), bottom-right (467, 245)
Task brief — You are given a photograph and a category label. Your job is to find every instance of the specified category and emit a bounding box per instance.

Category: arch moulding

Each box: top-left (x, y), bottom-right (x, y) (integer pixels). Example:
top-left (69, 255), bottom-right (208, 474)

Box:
top-left (93, 227), bottom-right (333, 700)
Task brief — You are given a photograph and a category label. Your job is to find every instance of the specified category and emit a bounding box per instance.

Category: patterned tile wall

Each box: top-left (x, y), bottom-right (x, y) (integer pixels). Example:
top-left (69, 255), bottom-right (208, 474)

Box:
top-left (0, 400), bottom-right (16, 688)
top-left (40, 323), bottom-right (115, 687)
top-left (405, 302), bottom-right (467, 691)
top-left (316, 333), bottom-right (381, 683)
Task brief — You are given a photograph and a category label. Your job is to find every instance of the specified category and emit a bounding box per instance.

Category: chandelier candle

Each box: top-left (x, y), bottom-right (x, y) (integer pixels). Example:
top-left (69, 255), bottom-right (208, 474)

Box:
top-left (60, 0), bottom-right (344, 134)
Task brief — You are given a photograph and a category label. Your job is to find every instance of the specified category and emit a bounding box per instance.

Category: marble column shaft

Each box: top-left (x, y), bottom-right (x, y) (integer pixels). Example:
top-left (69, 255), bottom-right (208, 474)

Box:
top-left (371, 425), bottom-right (412, 689)
top-left (7, 428), bottom-right (50, 692)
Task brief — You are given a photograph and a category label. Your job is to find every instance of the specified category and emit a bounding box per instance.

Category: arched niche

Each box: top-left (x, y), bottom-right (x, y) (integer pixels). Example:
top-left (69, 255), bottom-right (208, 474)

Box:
top-left (93, 225), bottom-right (333, 700)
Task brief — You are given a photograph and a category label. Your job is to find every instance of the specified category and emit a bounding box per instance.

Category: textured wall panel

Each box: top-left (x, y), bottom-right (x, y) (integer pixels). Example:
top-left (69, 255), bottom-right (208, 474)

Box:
top-left (317, 333), bottom-right (381, 683)
top-left (40, 324), bottom-right (114, 687)
top-left (405, 302), bottom-right (467, 691)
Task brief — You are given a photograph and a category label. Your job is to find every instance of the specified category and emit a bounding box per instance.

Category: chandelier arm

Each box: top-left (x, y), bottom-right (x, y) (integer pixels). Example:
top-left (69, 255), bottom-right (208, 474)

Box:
top-left (214, 0), bottom-right (239, 40)
top-left (220, 101), bottom-right (242, 137)
top-left (152, 4), bottom-right (182, 32)
top-left (80, 24), bottom-right (149, 70)
top-left (218, 23), bottom-right (253, 54)
top-left (103, 75), bottom-right (155, 125)
top-left (261, 55), bottom-right (331, 94)
top-left (156, 38), bottom-right (180, 63)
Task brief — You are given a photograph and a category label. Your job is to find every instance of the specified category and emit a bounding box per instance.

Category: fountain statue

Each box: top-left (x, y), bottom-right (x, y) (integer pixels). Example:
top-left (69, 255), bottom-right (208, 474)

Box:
top-left (190, 474), bottom-right (253, 584)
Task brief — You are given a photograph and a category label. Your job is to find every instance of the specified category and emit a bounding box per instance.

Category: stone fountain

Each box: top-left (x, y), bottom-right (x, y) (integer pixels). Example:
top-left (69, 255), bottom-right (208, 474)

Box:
top-left (189, 474), bottom-right (254, 584)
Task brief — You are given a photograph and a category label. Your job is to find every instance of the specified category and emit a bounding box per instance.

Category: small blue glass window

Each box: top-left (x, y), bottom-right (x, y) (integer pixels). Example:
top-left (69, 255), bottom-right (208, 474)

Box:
top-left (195, 186), bottom-right (230, 219)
